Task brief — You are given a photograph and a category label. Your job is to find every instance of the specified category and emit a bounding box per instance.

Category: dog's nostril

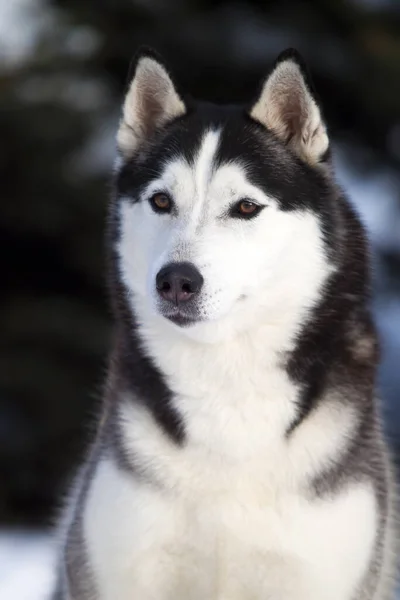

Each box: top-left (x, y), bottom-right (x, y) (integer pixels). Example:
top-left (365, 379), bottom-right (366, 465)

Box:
top-left (181, 282), bottom-right (192, 294)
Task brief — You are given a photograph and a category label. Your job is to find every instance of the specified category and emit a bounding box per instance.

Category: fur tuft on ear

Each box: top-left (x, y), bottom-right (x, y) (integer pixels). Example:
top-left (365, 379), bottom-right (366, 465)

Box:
top-left (249, 49), bottom-right (329, 166)
top-left (117, 48), bottom-right (186, 158)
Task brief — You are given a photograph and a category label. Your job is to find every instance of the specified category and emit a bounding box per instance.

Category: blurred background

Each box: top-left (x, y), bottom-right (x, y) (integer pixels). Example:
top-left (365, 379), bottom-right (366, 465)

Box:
top-left (0, 0), bottom-right (400, 597)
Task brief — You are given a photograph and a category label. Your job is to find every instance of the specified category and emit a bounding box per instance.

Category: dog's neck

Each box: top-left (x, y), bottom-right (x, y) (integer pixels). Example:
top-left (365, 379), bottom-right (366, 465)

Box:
top-left (111, 305), bottom-right (301, 452)
top-left (123, 295), bottom-right (305, 403)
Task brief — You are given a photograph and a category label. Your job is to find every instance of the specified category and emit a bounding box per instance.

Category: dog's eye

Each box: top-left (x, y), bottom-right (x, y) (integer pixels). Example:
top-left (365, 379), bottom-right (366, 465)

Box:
top-left (149, 193), bottom-right (172, 213)
top-left (231, 200), bottom-right (262, 219)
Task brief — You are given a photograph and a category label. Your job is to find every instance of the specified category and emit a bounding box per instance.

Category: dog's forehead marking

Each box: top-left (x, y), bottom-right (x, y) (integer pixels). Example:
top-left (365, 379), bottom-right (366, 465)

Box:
top-left (143, 126), bottom-right (277, 222)
top-left (188, 128), bottom-right (221, 229)
top-left (194, 129), bottom-right (220, 200)
top-left (142, 129), bottom-right (221, 217)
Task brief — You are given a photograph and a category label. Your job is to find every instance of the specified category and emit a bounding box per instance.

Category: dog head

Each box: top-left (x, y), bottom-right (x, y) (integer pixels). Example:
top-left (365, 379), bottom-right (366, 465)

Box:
top-left (113, 48), bottom-right (335, 343)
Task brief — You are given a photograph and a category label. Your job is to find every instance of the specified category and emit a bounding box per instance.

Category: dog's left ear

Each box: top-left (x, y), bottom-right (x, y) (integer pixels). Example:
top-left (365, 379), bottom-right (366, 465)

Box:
top-left (249, 49), bottom-right (329, 166)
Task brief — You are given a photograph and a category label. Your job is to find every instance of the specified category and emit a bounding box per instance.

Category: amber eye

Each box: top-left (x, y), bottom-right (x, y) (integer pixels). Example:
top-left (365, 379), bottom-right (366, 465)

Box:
top-left (149, 193), bottom-right (172, 213)
top-left (239, 200), bottom-right (257, 215)
top-left (231, 199), bottom-right (262, 219)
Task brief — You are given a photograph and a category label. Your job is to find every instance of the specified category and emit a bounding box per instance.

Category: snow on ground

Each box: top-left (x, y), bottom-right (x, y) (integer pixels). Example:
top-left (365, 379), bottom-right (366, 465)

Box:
top-left (0, 530), bottom-right (56, 600)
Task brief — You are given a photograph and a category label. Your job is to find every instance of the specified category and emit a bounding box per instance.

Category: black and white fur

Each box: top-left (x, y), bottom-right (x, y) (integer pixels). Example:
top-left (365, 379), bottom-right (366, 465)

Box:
top-left (53, 48), bottom-right (398, 599)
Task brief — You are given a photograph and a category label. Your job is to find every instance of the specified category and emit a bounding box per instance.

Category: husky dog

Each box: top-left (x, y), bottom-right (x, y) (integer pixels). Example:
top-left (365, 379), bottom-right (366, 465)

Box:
top-left (53, 48), bottom-right (397, 599)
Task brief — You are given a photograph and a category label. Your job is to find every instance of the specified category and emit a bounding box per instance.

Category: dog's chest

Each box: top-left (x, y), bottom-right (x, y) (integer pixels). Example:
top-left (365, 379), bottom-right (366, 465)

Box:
top-left (88, 379), bottom-right (301, 594)
top-left (85, 452), bottom-right (374, 600)
top-left (83, 354), bottom-right (375, 600)
top-left (86, 454), bottom-right (295, 599)
top-left (119, 355), bottom-right (300, 495)
top-left (84, 332), bottom-right (375, 599)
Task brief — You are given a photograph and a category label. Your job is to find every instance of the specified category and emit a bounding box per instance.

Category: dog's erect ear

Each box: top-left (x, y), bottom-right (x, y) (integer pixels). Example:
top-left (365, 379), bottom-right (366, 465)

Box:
top-left (249, 49), bottom-right (329, 166)
top-left (117, 49), bottom-right (186, 158)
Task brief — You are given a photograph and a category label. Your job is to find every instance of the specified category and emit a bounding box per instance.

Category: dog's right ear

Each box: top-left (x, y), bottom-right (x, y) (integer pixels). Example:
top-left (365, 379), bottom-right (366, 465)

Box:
top-left (117, 49), bottom-right (186, 158)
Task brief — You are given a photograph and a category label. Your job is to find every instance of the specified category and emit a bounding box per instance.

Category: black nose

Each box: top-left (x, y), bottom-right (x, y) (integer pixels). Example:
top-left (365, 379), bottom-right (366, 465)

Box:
top-left (156, 262), bottom-right (204, 305)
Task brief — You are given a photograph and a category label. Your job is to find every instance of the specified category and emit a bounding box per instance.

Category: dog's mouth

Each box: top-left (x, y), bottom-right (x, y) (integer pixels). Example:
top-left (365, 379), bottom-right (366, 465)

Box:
top-left (167, 313), bottom-right (199, 327)
top-left (160, 306), bottom-right (201, 328)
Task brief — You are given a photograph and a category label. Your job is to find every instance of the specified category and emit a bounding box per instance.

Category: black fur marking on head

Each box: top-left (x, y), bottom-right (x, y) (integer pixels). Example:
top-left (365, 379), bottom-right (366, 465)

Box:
top-left (215, 114), bottom-right (335, 214)
top-left (116, 100), bottom-right (334, 215)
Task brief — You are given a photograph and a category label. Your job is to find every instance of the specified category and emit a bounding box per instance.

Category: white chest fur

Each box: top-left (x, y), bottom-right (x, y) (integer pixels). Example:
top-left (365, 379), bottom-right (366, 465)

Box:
top-left (84, 454), bottom-right (375, 600)
top-left (82, 327), bottom-right (376, 600)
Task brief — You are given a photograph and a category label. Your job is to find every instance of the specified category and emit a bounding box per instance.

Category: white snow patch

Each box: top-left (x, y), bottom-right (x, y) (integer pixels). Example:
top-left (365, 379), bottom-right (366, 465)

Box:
top-left (0, 530), bottom-right (56, 600)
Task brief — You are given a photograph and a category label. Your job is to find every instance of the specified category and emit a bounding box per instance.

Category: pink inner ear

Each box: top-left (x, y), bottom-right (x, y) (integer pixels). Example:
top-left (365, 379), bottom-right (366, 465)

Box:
top-left (135, 69), bottom-right (171, 135)
top-left (250, 60), bottom-right (328, 165)
top-left (133, 61), bottom-right (185, 131)
top-left (139, 84), bottom-right (166, 135)
top-left (118, 59), bottom-right (185, 156)
top-left (268, 80), bottom-right (310, 143)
